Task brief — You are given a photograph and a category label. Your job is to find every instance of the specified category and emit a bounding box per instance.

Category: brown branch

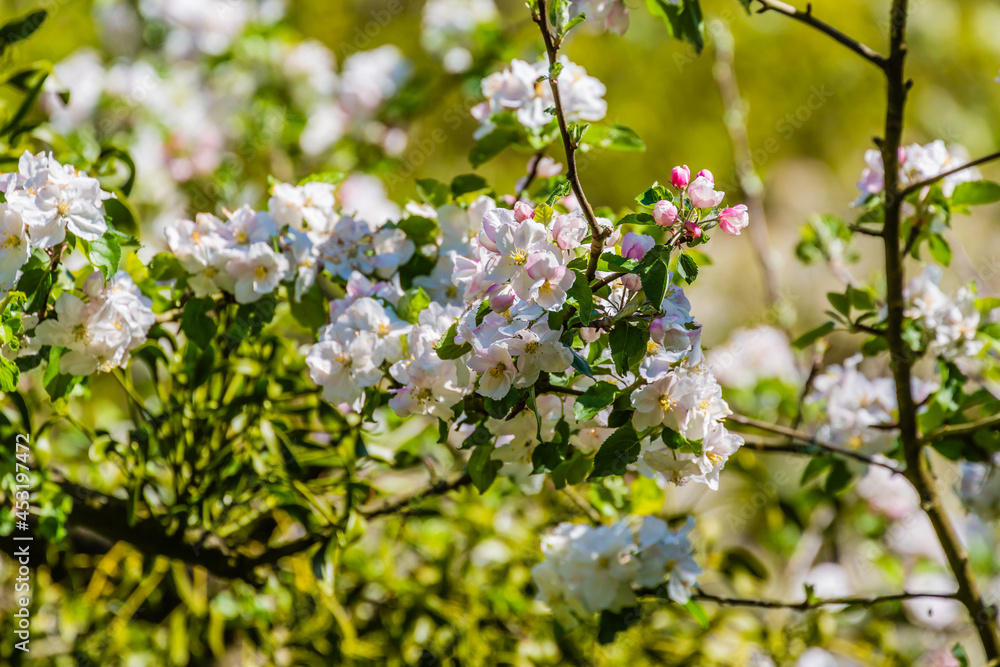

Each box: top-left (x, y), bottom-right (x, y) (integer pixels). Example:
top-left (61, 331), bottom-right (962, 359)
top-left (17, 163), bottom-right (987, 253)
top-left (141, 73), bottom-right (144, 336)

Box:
top-left (534, 0), bottom-right (608, 281)
top-left (900, 149), bottom-right (1000, 197)
top-left (754, 0), bottom-right (886, 69)
top-left (921, 414), bottom-right (1000, 443)
top-left (877, 0), bottom-right (1000, 658)
top-left (516, 151), bottom-right (546, 202)
top-left (691, 588), bottom-right (958, 610)
top-left (728, 414), bottom-right (902, 473)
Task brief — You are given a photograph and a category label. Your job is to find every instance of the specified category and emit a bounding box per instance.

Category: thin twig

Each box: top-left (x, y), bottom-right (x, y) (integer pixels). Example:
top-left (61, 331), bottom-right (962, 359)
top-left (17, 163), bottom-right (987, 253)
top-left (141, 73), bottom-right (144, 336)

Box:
top-left (516, 151), bottom-right (546, 202)
top-left (728, 414), bottom-right (901, 473)
top-left (691, 588), bottom-right (958, 610)
top-left (534, 0), bottom-right (608, 281)
top-left (754, 0), bottom-right (886, 69)
top-left (921, 414), bottom-right (1000, 443)
top-left (900, 149), bottom-right (1000, 197)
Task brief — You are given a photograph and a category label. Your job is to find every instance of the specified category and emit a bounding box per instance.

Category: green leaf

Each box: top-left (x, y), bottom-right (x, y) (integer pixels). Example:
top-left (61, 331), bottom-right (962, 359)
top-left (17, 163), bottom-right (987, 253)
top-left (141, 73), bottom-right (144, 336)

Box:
top-left (148, 253), bottom-right (186, 281)
top-left (416, 179), bottom-right (450, 207)
top-left (551, 449), bottom-right (593, 488)
top-left (792, 321), bottom-right (835, 349)
top-left (597, 607), bottom-right (642, 644)
top-left (299, 171), bottom-right (346, 186)
top-left (615, 212), bottom-right (656, 227)
top-left (462, 425), bottom-right (492, 449)
top-left (824, 458), bottom-right (854, 495)
top-left (0, 11), bottom-right (47, 54)
top-left (396, 287), bottom-right (430, 324)
top-left (86, 231), bottom-right (122, 281)
top-left (0, 355), bottom-right (19, 392)
top-left (567, 270), bottom-right (594, 325)
top-left (468, 444), bottom-right (502, 493)
top-left (568, 346), bottom-right (594, 378)
top-left (469, 126), bottom-right (521, 168)
top-left (451, 174), bottom-right (489, 198)
top-left (288, 284), bottom-right (328, 331)
top-left (951, 180), bottom-right (1000, 207)
top-left (397, 216), bottom-right (439, 246)
top-left (436, 322), bottom-right (471, 360)
top-left (590, 424), bottom-right (641, 478)
top-left (801, 455), bottom-right (833, 485)
top-left (636, 249), bottom-right (669, 305)
top-left (586, 124), bottom-right (646, 152)
top-left (574, 381), bottom-right (618, 422)
top-left (683, 600), bottom-right (709, 629)
top-left (484, 388), bottom-right (522, 419)
top-left (645, 0), bottom-right (704, 53)
top-left (636, 183), bottom-right (672, 207)
top-left (180, 297), bottom-right (216, 349)
top-left (609, 322), bottom-right (648, 374)
top-left (676, 252), bottom-right (698, 284)
top-left (827, 291), bottom-right (850, 317)
top-left (735, 0), bottom-right (752, 14)
top-left (928, 234), bottom-right (952, 266)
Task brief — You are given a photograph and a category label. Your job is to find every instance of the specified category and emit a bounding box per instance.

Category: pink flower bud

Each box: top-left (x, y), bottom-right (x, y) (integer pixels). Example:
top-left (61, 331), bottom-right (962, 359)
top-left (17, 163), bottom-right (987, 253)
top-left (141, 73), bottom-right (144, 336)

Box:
top-left (513, 201), bottom-right (535, 222)
top-left (697, 169), bottom-right (714, 184)
top-left (653, 200), bottom-right (678, 226)
top-left (621, 232), bottom-right (655, 261)
top-left (718, 204), bottom-right (749, 236)
top-left (488, 285), bottom-right (516, 312)
top-left (671, 165), bottom-right (691, 189)
top-left (622, 274), bottom-right (642, 292)
top-left (684, 221), bottom-right (702, 238)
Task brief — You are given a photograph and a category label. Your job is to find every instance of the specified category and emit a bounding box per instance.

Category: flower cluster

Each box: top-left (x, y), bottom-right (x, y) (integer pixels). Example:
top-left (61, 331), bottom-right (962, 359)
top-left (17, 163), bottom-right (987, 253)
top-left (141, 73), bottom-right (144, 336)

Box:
top-left (34, 271), bottom-right (154, 375)
top-left (451, 203), bottom-right (586, 399)
top-left (472, 57), bottom-right (607, 135)
top-left (806, 355), bottom-right (898, 449)
top-left (0, 151), bottom-right (115, 293)
top-left (856, 140), bottom-right (978, 202)
top-left (531, 517), bottom-right (700, 625)
top-left (650, 166), bottom-right (749, 237)
top-left (165, 180), bottom-right (414, 304)
top-left (903, 266), bottom-right (983, 360)
top-left (42, 3), bottom-right (411, 231)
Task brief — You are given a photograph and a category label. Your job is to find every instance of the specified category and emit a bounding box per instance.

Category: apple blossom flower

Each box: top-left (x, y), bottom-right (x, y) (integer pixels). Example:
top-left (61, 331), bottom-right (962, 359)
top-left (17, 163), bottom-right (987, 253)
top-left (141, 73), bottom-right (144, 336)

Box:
top-left (718, 204), bottom-right (749, 236)
top-left (469, 344), bottom-right (517, 399)
top-left (225, 242), bottom-right (291, 304)
top-left (512, 250), bottom-right (575, 310)
top-left (621, 232), bottom-right (655, 261)
top-left (0, 205), bottom-right (29, 291)
top-left (653, 200), bottom-right (678, 226)
top-left (687, 175), bottom-right (724, 209)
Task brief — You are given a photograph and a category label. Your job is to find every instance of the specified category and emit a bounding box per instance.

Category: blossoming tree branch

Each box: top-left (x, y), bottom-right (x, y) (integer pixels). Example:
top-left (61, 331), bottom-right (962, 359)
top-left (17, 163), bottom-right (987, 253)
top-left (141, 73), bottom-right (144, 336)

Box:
top-left (2, 0), bottom-right (1000, 662)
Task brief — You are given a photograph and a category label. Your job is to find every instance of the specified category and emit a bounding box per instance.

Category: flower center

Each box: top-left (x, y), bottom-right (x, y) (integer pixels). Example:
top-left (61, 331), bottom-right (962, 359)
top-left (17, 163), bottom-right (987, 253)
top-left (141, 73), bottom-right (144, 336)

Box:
top-left (488, 363), bottom-right (507, 379)
top-left (57, 201), bottom-right (71, 217)
top-left (646, 340), bottom-right (659, 356)
top-left (659, 396), bottom-right (677, 412)
top-left (509, 248), bottom-right (529, 265)
top-left (253, 265), bottom-right (268, 280)
top-left (524, 341), bottom-right (539, 354)
top-left (0, 232), bottom-right (20, 251)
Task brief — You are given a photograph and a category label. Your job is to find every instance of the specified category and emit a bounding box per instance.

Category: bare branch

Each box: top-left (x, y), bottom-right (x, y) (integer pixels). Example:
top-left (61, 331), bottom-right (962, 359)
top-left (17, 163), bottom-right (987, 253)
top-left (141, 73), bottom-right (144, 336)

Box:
top-left (754, 0), bottom-right (886, 69)
top-left (900, 149), bottom-right (1000, 197)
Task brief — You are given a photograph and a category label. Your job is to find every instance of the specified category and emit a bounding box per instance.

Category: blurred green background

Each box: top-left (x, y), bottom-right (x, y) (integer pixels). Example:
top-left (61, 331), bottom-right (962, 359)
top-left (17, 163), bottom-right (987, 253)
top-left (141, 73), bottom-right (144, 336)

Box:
top-left (5, 0), bottom-right (1000, 342)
